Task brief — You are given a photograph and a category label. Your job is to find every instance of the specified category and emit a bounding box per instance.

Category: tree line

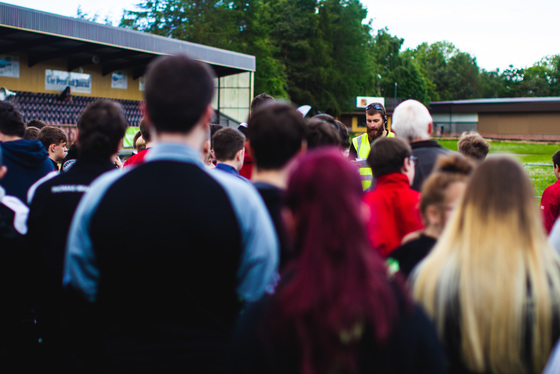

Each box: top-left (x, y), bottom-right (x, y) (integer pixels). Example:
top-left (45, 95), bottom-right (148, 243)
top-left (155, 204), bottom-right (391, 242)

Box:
top-left (113, 0), bottom-right (560, 115)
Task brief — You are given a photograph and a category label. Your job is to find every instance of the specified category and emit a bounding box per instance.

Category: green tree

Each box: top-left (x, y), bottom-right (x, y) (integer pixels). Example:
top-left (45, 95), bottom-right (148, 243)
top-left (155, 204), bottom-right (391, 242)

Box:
top-left (410, 42), bottom-right (480, 101)
top-left (479, 69), bottom-right (507, 98)
top-left (369, 29), bottom-right (430, 104)
top-left (313, 0), bottom-right (373, 114)
top-left (120, 0), bottom-right (289, 97)
top-left (445, 51), bottom-right (480, 100)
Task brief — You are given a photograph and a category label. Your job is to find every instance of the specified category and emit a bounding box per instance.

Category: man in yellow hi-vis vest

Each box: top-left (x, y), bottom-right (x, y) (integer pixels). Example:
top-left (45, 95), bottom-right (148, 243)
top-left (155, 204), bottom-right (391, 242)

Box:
top-left (349, 102), bottom-right (394, 191)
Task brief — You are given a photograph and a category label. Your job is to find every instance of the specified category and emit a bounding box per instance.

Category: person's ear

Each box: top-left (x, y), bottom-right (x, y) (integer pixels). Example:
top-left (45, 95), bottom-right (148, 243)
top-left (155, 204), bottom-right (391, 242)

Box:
top-left (427, 122), bottom-right (433, 136)
top-left (401, 157), bottom-right (411, 173)
top-left (236, 148), bottom-right (244, 162)
top-left (202, 140), bottom-right (210, 155)
top-left (0, 165), bottom-right (7, 180)
top-left (282, 207), bottom-right (297, 241)
top-left (139, 102), bottom-right (149, 122)
top-left (202, 105), bottom-right (214, 127)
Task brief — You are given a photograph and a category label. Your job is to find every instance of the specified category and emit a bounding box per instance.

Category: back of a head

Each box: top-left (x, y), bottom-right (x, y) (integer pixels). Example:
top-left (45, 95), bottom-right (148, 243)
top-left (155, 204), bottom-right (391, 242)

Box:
top-left (285, 148), bottom-right (364, 248)
top-left (144, 54), bottom-right (215, 134)
top-left (24, 126), bottom-right (40, 140)
top-left (553, 150), bottom-right (560, 168)
top-left (138, 117), bottom-right (152, 143)
top-left (280, 147), bottom-right (402, 373)
top-left (457, 131), bottom-right (490, 162)
top-left (419, 154), bottom-right (474, 216)
top-left (0, 101), bottom-right (25, 138)
top-left (132, 131), bottom-right (143, 152)
top-left (77, 99), bottom-right (128, 158)
top-left (391, 99), bottom-right (432, 142)
top-left (210, 123), bottom-right (224, 150)
top-left (462, 156), bottom-right (538, 231)
top-left (313, 114), bottom-right (350, 149)
top-left (414, 155), bottom-right (560, 374)
top-left (38, 126), bottom-right (68, 150)
top-left (212, 127), bottom-right (245, 162)
top-left (367, 137), bottom-right (412, 178)
top-left (250, 93), bottom-right (275, 117)
top-left (26, 119), bottom-right (46, 130)
top-left (305, 117), bottom-right (341, 150)
top-left (248, 102), bottom-right (306, 170)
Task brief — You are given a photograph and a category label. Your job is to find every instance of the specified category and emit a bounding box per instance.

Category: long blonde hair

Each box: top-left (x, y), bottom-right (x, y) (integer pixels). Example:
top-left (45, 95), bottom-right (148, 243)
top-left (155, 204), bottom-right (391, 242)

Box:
top-left (412, 155), bottom-right (560, 374)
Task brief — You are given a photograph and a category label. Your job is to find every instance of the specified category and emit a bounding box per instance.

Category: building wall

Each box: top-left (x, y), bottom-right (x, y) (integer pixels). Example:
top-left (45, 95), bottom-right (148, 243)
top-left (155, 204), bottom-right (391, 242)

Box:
top-left (478, 112), bottom-right (560, 136)
top-left (432, 113), bottom-right (478, 134)
top-left (212, 72), bottom-right (252, 126)
top-left (0, 53), bottom-right (144, 100)
top-left (0, 53), bottom-right (253, 125)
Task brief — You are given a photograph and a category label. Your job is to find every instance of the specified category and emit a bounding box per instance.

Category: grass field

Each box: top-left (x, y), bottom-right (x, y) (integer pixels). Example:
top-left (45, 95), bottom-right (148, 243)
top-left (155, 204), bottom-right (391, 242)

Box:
top-left (437, 138), bottom-right (560, 198)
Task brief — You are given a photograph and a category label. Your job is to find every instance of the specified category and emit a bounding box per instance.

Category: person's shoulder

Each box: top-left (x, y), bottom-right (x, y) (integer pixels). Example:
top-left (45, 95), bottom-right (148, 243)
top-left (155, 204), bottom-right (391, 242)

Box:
top-left (27, 170), bottom-right (59, 204)
top-left (124, 149), bottom-right (149, 167)
top-left (211, 170), bottom-right (262, 208)
top-left (543, 181), bottom-right (560, 198)
top-left (80, 167), bottom-right (126, 203)
top-left (1, 193), bottom-right (29, 235)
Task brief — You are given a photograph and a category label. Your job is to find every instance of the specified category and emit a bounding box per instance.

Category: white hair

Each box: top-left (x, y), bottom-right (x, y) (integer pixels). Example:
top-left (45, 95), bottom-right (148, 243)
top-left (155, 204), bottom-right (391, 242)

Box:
top-left (391, 99), bottom-right (433, 142)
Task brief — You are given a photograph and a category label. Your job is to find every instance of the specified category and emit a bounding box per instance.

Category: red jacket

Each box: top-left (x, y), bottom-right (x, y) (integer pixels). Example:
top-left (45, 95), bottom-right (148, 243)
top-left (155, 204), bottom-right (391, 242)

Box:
top-left (123, 148), bottom-right (149, 167)
top-left (363, 173), bottom-right (423, 258)
top-left (239, 144), bottom-right (253, 179)
top-left (541, 179), bottom-right (560, 234)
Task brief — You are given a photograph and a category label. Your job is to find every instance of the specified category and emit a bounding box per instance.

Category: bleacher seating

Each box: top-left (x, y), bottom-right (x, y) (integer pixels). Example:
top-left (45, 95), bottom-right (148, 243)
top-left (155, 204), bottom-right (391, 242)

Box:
top-left (7, 91), bottom-right (143, 127)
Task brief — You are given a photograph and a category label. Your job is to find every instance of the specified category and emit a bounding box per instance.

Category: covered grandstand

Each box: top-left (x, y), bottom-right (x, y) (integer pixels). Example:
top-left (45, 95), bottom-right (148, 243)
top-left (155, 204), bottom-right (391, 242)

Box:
top-left (0, 2), bottom-right (255, 145)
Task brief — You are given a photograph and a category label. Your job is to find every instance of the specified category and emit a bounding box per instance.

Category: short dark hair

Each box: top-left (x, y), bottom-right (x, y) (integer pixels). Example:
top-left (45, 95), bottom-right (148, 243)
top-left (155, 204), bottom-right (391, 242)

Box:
top-left (26, 119), bottom-right (46, 129)
top-left (250, 93), bottom-right (275, 116)
top-left (139, 117), bottom-right (151, 142)
top-left (305, 117), bottom-right (341, 150)
top-left (24, 126), bottom-right (40, 140)
top-left (365, 102), bottom-right (387, 122)
top-left (77, 100), bottom-right (128, 158)
top-left (212, 127), bottom-right (246, 162)
top-left (248, 103), bottom-right (306, 170)
top-left (553, 150), bottom-right (560, 168)
top-left (313, 114), bottom-right (350, 149)
top-left (457, 131), bottom-right (490, 162)
top-left (210, 123), bottom-right (223, 149)
top-left (38, 126), bottom-right (68, 150)
top-left (367, 137), bottom-right (412, 178)
top-left (144, 54), bottom-right (215, 134)
top-left (0, 101), bottom-right (25, 137)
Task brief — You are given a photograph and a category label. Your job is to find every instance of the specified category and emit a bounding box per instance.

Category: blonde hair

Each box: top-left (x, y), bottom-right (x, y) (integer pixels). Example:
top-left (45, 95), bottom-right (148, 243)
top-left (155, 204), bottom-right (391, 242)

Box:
top-left (412, 155), bottom-right (560, 374)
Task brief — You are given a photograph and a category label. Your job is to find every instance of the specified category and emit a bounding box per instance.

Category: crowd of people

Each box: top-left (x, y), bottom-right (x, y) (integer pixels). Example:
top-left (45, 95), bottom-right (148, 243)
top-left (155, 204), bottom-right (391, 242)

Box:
top-left (1, 53), bottom-right (560, 373)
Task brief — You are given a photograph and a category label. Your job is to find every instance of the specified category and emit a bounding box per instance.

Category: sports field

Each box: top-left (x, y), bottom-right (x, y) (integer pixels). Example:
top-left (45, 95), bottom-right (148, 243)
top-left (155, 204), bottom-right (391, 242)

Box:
top-left (438, 139), bottom-right (560, 198)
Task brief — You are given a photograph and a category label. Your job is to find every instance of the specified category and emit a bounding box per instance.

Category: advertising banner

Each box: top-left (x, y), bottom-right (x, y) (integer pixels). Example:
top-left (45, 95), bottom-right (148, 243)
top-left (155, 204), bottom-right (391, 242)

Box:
top-left (0, 55), bottom-right (19, 78)
top-left (45, 69), bottom-right (92, 94)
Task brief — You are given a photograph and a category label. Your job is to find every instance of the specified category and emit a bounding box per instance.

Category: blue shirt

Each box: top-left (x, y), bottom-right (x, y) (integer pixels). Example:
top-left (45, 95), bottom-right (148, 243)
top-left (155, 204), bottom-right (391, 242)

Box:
top-left (63, 142), bottom-right (279, 303)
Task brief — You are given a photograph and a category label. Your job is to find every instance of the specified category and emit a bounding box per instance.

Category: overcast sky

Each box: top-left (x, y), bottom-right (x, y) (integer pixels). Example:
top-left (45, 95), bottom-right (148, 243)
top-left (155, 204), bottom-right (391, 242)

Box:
top-left (3, 0), bottom-right (559, 72)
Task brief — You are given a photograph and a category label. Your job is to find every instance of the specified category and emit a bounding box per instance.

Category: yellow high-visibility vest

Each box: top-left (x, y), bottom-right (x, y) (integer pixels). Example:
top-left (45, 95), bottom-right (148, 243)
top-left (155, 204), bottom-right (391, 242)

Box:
top-left (352, 133), bottom-right (373, 191)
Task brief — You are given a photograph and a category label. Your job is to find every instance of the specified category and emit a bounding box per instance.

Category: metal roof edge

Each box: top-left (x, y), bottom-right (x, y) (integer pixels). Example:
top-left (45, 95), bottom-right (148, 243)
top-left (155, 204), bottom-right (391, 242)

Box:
top-left (0, 2), bottom-right (256, 72)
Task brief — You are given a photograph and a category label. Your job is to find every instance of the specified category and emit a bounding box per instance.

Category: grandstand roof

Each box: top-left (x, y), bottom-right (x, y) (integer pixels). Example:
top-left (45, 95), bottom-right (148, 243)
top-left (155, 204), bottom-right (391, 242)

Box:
top-left (0, 2), bottom-right (256, 79)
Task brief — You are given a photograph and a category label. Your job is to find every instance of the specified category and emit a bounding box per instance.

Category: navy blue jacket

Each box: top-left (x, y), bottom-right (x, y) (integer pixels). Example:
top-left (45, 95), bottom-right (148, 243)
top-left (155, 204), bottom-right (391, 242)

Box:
top-left (0, 139), bottom-right (55, 202)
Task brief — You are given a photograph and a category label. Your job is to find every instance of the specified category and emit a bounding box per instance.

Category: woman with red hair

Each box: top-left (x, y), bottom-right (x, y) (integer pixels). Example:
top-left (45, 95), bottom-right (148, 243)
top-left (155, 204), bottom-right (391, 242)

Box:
top-left (230, 147), bottom-right (446, 374)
